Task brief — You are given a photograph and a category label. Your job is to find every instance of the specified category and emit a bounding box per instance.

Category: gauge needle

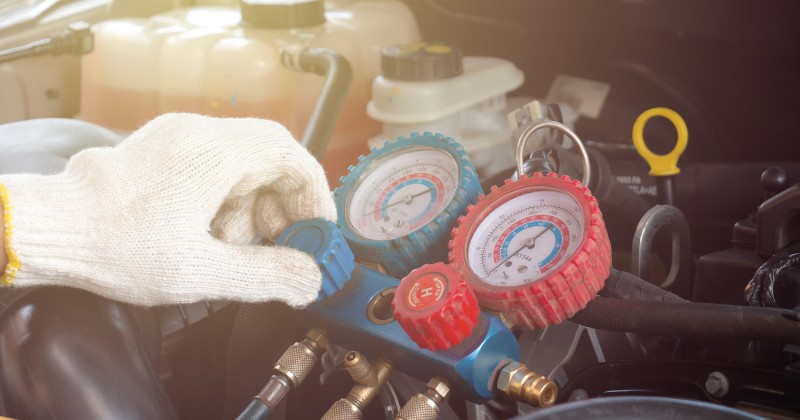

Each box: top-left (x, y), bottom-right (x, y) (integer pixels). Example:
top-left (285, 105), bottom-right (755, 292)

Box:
top-left (363, 187), bottom-right (433, 217)
top-left (484, 225), bottom-right (553, 278)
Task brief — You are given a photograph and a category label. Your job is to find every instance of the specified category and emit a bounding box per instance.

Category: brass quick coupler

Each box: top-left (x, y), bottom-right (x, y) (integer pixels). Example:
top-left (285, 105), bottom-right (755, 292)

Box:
top-left (495, 361), bottom-right (558, 407)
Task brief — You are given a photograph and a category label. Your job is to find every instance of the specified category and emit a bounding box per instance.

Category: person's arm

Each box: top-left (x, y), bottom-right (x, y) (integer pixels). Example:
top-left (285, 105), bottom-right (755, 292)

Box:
top-left (0, 113), bottom-right (335, 307)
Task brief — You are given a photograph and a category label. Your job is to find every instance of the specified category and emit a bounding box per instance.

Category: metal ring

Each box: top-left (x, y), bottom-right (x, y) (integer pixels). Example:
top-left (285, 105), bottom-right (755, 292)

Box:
top-left (366, 287), bottom-right (397, 325)
top-left (631, 204), bottom-right (691, 291)
top-left (514, 121), bottom-right (592, 186)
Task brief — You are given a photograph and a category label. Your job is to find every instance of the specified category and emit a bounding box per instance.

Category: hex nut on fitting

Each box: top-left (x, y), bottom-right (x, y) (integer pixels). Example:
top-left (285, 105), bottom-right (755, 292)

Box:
top-left (304, 329), bottom-right (328, 352)
top-left (496, 361), bottom-right (558, 407)
top-left (496, 362), bottom-right (516, 394)
top-left (426, 377), bottom-right (450, 402)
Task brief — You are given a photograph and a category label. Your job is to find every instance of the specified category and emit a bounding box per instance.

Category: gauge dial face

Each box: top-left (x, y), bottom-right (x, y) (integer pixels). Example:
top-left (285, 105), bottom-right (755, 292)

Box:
top-left (466, 189), bottom-right (585, 287)
top-left (347, 147), bottom-right (460, 240)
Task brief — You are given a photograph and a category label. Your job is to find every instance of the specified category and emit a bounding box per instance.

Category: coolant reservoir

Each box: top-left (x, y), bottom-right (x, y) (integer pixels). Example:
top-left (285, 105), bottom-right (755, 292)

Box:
top-left (367, 43), bottom-right (525, 180)
top-left (81, 0), bottom-right (420, 182)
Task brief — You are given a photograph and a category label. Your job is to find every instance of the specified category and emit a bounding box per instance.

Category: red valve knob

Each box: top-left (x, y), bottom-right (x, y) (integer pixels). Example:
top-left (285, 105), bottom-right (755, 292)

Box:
top-left (392, 262), bottom-right (480, 351)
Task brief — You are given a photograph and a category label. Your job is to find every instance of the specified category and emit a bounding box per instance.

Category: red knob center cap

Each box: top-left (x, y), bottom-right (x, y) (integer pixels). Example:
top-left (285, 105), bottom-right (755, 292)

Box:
top-left (393, 262), bottom-right (480, 351)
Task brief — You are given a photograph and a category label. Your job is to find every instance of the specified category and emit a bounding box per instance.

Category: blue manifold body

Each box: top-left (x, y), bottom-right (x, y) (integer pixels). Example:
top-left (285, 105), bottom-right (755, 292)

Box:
top-left (299, 264), bottom-right (519, 402)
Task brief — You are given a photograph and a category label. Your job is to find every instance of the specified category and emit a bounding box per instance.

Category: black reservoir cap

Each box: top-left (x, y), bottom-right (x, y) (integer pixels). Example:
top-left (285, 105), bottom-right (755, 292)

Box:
top-left (240, 0), bottom-right (326, 29)
top-left (381, 42), bottom-right (463, 81)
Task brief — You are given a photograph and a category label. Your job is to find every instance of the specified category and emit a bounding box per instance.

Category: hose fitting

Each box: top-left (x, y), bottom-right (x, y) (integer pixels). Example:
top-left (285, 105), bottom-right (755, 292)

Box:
top-left (321, 351), bottom-right (392, 419)
top-left (238, 330), bottom-right (327, 420)
top-left (273, 329), bottom-right (328, 387)
top-left (396, 377), bottom-right (451, 420)
top-left (496, 361), bottom-right (558, 407)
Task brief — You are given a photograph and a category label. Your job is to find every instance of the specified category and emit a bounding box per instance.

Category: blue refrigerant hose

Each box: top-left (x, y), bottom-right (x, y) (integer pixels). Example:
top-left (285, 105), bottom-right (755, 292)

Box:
top-left (237, 400), bottom-right (271, 420)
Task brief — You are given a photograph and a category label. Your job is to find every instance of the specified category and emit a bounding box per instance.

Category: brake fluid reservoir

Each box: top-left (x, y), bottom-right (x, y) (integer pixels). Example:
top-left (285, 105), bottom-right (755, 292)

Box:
top-left (367, 42), bottom-right (525, 180)
top-left (81, 0), bottom-right (420, 158)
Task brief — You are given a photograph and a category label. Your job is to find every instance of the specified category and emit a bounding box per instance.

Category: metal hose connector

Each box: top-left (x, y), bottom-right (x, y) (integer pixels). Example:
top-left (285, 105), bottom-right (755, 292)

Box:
top-left (395, 377), bottom-right (450, 420)
top-left (237, 330), bottom-right (328, 420)
top-left (322, 351), bottom-right (393, 419)
top-left (496, 361), bottom-right (558, 408)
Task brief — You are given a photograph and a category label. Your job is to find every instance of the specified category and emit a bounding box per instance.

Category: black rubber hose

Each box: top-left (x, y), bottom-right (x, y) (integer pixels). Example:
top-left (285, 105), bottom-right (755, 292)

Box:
top-left (588, 149), bottom-right (653, 223)
top-left (600, 268), bottom-right (684, 302)
top-left (294, 47), bottom-right (353, 161)
top-left (237, 400), bottom-right (271, 420)
top-left (597, 269), bottom-right (790, 364)
top-left (572, 295), bottom-right (800, 344)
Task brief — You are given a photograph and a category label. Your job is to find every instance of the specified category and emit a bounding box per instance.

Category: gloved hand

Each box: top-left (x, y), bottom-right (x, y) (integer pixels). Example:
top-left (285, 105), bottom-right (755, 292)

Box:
top-left (0, 113), bottom-right (336, 307)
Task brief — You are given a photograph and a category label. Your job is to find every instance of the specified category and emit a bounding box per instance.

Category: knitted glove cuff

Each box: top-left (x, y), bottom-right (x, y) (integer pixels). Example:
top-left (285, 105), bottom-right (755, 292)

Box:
top-left (0, 173), bottom-right (95, 286)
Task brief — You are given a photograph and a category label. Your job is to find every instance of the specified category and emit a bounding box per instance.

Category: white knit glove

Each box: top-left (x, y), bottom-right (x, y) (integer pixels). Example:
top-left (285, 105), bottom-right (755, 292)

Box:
top-left (0, 113), bottom-right (336, 307)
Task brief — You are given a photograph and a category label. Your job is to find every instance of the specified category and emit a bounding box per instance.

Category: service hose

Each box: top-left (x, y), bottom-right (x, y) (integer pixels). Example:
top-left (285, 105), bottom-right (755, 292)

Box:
top-left (237, 400), bottom-right (271, 420)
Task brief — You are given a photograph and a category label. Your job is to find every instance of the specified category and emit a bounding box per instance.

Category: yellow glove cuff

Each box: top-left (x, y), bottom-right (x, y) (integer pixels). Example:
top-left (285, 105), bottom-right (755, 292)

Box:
top-left (0, 183), bottom-right (20, 286)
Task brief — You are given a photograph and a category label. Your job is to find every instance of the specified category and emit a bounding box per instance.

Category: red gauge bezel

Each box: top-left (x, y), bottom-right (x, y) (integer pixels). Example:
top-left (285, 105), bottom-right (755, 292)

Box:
top-left (448, 172), bottom-right (612, 329)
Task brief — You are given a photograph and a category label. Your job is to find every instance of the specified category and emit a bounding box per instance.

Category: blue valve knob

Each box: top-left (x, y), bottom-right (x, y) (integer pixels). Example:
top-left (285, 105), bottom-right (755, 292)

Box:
top-left (276, 219), bottom-right (356, 299)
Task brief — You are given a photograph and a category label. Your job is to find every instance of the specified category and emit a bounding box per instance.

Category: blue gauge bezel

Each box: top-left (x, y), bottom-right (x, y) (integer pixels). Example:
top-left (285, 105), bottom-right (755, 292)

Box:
top-left (333, 132), bottom-right (482, 278)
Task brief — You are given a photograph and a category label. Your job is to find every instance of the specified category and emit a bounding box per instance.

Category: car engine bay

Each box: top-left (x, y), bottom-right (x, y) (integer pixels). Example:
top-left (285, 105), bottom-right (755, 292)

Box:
top-left (0, 0), bottom-right (799, 419)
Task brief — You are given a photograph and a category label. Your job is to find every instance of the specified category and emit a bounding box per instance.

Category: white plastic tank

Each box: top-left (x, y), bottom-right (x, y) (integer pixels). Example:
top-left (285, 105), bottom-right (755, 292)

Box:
top-left (81, 0), bottom-right (420, 182)
top-left (366, 42), bottom-right (526, 180)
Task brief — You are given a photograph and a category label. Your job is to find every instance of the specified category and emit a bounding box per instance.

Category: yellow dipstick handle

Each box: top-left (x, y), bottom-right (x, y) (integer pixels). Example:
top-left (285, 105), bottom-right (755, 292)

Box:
top-left (632, 107), bottom-right (688, 176)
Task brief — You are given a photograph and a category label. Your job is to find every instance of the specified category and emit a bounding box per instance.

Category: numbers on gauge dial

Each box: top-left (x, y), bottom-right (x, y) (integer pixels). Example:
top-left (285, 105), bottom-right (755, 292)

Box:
top-left (347, 147), bottom-right (460, 240)
top-left (467, 190), bottom-right (585, 287)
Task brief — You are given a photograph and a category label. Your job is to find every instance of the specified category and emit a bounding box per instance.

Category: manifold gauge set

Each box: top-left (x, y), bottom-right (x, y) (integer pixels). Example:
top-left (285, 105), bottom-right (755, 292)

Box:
top-left (264, 124), bottom-right (613, 417)
top-left (334, 126), bottom-right (612, 330)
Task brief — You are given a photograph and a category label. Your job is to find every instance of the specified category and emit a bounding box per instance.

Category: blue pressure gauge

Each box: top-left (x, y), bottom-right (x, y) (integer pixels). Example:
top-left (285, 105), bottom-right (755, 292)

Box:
top-left (334, 132), bottom-right (481, 278)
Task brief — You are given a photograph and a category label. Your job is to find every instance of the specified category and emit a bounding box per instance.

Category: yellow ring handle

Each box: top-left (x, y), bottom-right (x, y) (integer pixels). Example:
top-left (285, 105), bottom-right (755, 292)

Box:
top-left (632, 107), bottom-right (688, 176)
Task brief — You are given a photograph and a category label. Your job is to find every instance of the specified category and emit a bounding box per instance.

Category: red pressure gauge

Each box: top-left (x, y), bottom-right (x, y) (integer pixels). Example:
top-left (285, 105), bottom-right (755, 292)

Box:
top-left (448, 171), bottom-right (611, 330)
top-left (447, 119), bottom-right (612, 330)
top-left (393, 262), bottom-right (480, 351)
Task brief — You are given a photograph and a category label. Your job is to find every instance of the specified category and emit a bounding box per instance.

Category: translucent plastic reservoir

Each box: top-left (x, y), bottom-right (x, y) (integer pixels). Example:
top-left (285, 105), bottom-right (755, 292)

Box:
top-left (81, 0), bottom-right (420, 182)
top-left (367, 43), bottom-right (525, 180)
